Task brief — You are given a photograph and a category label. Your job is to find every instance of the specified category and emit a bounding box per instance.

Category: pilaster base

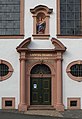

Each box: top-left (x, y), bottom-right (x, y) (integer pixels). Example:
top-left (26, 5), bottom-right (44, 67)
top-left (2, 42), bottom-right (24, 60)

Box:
top-left (18, 103), bottom-right (27, 112)
top-left (56, 104), bottom-right (64, 111)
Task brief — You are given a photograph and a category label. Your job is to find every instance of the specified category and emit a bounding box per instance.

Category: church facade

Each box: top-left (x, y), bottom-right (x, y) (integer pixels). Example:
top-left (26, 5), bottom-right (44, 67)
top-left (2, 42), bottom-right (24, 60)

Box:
top-left (0, 0), bottom-right (82, 111)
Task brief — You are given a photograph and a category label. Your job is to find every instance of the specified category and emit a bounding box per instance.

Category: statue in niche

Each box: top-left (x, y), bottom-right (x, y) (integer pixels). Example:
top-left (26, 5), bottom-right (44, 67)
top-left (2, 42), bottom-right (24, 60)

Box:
top-left (36, 16), bottom-right (46, 34)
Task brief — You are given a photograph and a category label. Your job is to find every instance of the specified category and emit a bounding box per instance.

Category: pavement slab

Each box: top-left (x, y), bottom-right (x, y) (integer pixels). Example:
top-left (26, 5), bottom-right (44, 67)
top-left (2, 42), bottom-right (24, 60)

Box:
top-left (0, 109), bottom-right (82, 119)
top-left (0, 111), bottom-right (76, 119)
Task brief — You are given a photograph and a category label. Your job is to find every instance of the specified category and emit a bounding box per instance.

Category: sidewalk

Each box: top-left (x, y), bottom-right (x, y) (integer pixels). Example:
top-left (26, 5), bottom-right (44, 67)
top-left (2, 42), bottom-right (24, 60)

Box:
top-left (61, 110), bottom-right (82, 118)
top-left (1, 109), bottom-right (82, 119)
top-left (24, 109), bottom-right (82, 118)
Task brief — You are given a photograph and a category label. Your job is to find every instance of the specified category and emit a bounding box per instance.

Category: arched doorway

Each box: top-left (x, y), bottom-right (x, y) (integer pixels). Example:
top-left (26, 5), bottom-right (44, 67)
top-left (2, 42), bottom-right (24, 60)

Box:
top-left (30, 64), bottom-right (51, 105)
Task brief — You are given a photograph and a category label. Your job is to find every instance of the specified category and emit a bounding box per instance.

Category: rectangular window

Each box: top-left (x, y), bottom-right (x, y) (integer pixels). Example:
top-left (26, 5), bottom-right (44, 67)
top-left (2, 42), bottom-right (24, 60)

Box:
top-left (5, 101), bottom-right (12, 107)
top-left (0, 0), bottom-right (24, 39)
top-left (70, 101), bottom-right (77, 107)
top-left (57, 0), bottom-right (82, 38)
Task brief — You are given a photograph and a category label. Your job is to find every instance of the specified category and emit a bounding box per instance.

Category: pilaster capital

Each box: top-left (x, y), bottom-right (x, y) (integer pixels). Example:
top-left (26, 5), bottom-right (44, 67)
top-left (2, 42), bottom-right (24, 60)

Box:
top-left (32, 15), bottom-right (37, 17)
top-left (20, 52), bottom-right (27, 60)
top-left (56, 52), bottom-right (63, 61)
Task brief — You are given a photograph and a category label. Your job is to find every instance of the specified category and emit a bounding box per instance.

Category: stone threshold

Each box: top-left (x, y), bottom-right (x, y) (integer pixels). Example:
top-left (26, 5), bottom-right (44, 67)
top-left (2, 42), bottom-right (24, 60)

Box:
top-left (24, 109), bottom-right (63, 117)
top-left (28, 105), bottom-right (55, 110)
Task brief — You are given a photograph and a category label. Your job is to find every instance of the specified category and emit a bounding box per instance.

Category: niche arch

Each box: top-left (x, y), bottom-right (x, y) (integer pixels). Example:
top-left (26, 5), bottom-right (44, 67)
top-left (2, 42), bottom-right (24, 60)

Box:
top-left (30, 5), bottom-right (53, 39)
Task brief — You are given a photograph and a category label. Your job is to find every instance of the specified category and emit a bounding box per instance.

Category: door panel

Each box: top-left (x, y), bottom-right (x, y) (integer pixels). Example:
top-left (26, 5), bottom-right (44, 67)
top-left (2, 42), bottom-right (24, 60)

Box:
top-left (30, 77), bottom-right (51, 105)
top-left (42, 78), bottom-right (51, 105)
top-left (31, 78), bottom-right (39, 105)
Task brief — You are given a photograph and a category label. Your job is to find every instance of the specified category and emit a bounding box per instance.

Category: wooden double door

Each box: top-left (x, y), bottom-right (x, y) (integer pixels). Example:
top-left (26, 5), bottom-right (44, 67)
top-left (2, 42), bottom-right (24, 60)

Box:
top-left (30, 77), bottom-right (51, 105)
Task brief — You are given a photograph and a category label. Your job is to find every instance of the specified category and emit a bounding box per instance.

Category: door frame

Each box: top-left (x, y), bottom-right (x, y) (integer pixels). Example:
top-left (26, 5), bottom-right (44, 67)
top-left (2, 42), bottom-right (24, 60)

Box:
top-left (16, 37), bottom-right (66, 111)
top-left (26, 61), bottom-right (55, 108)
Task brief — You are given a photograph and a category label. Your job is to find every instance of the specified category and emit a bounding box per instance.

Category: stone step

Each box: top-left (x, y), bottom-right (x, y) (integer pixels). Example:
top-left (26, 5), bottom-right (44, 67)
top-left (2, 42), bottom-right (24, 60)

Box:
top-left (24, 110), bottom-right (63, 117)
top-left (28, 105), bottom-right (55, 110)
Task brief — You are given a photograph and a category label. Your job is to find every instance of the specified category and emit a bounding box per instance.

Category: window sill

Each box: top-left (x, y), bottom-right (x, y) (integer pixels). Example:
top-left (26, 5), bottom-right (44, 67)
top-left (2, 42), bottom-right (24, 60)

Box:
top-left (0, 71), bottom-right (13, 81)
top-left (32, 34), bottom-right (50, 39)
top-left (67, 72), bottom-right (82, 82)
top-left (0, 35), bottom-right (24, 39)
top-left (57, 35), bottom-right (82, 39)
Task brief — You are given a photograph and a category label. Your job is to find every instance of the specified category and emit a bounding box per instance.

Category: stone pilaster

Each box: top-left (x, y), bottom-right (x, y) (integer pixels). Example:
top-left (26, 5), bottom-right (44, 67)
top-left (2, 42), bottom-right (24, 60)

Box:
top-left (18, 52), bottom-right (27, 112)
top-left (56, 52), bottom-right (64, 111)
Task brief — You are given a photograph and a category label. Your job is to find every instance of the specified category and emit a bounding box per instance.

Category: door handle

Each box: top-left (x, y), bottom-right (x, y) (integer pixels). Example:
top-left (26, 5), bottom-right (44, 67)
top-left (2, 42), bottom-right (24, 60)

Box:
top-left (39, 96), bottom-right (42, 98)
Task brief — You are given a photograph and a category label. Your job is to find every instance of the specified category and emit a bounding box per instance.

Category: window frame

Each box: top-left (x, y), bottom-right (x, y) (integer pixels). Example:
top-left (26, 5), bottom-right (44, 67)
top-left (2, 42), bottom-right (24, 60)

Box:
top-left (57, 0), bottom-right (82, 38)
top-left (66, 60), bottom-right (82, 82)
top-left (0, 60), bottom-right (13, 81)
top-left (67, 98), bottom-right (81, 109)
top-left (2, 97), bottom-right (15, 109)
top-left (0, 0), bottom-right (24, 39)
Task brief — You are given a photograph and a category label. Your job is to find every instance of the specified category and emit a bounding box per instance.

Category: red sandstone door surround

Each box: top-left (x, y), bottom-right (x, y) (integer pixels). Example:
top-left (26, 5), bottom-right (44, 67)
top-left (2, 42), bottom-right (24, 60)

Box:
top-left (16, 37), bottom-right (66, 112)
